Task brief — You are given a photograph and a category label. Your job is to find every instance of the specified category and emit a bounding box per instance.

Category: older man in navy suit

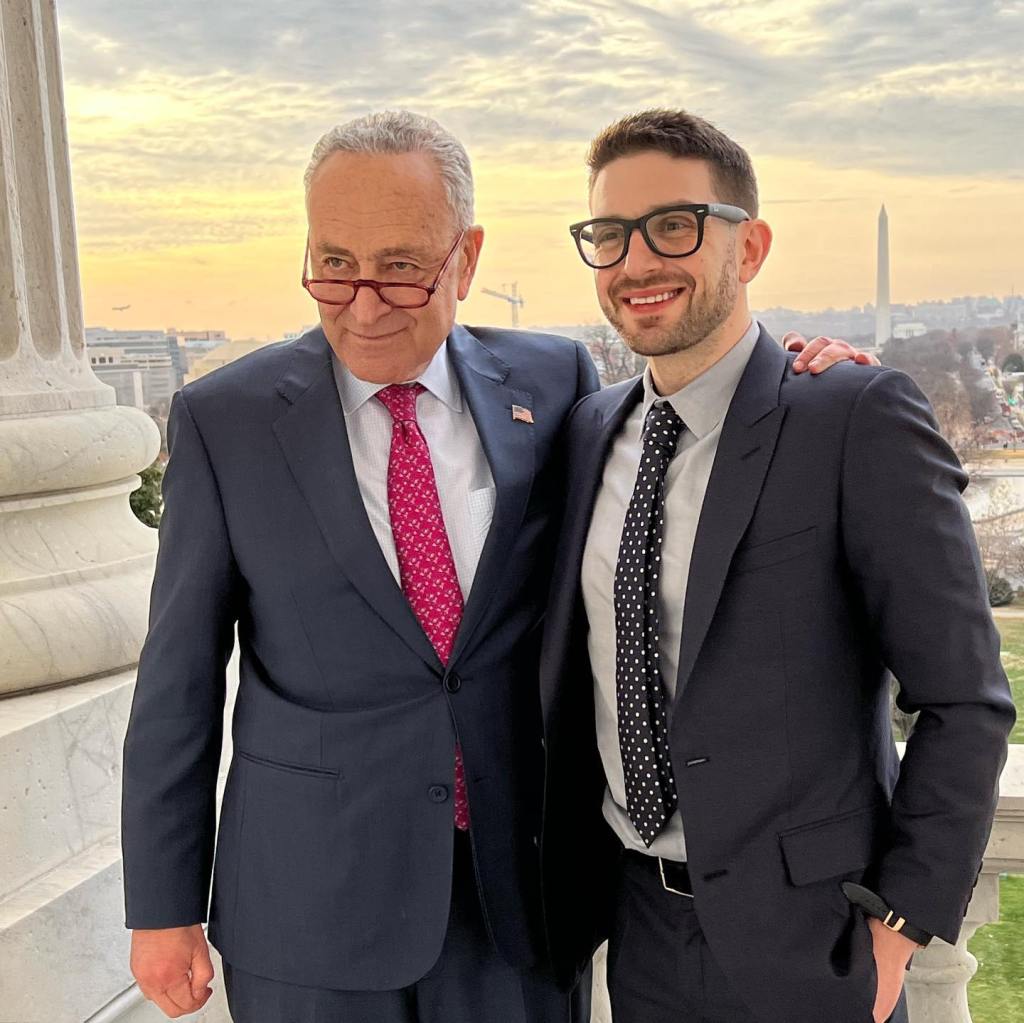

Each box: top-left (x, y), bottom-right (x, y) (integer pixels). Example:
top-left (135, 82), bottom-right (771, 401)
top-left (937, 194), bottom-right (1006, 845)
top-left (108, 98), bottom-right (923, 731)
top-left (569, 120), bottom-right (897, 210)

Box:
top-left (120, 110), bottom-right (862, 1022)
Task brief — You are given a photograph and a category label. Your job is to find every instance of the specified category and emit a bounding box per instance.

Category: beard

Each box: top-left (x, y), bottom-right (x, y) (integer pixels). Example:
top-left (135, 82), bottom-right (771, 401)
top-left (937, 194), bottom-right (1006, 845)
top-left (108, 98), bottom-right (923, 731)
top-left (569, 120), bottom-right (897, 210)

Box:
top-left (601, 244), bottom-right (739, 358)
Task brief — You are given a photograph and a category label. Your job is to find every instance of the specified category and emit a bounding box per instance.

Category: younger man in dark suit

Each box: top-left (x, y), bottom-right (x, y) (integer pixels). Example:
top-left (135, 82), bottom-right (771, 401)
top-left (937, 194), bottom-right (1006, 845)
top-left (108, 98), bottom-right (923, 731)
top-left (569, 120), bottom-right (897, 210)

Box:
top-left (540, 110), bottom-right (1015, 1023)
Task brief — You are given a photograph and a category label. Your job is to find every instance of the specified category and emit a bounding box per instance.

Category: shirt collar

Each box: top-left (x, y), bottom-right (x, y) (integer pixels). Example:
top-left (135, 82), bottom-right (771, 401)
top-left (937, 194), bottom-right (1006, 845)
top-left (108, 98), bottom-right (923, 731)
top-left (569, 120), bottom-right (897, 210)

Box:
top-left (331, 338), bottom-right (463, 416)
top-left (639, 318), bottom-right (760, 441)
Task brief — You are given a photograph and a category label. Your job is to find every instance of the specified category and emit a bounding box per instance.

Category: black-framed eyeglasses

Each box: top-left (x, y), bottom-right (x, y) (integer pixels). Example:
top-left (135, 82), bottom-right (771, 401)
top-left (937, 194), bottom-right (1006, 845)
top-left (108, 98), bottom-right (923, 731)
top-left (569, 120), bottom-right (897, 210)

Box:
top-left (302, 230), bottom-right (466, 309)
top-left (569, 203), bottom-right (750, 269)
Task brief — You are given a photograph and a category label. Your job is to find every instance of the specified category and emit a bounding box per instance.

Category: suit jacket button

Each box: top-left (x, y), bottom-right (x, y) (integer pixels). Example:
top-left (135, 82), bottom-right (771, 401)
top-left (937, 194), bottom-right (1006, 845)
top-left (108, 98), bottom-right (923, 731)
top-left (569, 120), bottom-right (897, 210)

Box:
top-left (429, 785), bottom-right (449, 803)
top-left (444, 673), bottom-right (462, 693)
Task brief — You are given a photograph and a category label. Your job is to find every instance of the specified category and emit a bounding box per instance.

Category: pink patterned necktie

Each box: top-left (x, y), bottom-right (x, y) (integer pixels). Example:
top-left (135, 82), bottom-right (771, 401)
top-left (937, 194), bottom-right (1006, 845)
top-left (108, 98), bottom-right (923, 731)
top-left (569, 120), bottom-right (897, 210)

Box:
top-left (376, 383), bottom-right (470, 831)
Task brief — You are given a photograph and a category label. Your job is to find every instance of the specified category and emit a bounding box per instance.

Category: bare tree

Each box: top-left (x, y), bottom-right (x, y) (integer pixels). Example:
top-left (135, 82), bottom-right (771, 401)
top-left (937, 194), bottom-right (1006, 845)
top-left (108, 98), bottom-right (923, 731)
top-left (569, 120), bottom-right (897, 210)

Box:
top-left (881, 332), bottom-right (988, 462)
top-left (972, 479), bottom-right (1024, 604)
top-left (582, 322), bottom-right (644, 386)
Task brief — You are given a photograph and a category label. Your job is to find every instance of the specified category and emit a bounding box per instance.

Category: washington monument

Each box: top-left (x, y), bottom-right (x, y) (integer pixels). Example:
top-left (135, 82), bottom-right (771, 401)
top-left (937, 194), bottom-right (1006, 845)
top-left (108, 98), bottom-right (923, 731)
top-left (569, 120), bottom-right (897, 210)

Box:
top-left (875, 203), bottom-right (891, 347)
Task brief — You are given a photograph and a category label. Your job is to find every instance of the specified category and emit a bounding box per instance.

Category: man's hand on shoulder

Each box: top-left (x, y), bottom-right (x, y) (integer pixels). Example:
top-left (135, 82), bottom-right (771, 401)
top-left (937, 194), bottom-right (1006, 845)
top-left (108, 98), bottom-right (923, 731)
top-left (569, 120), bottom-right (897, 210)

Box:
top-left (130, 924), bottom-right (214, 1018)
top-left (782, 331), bottom-right (881, 374)
top-left (868, 916), bottom-right (919, 1022)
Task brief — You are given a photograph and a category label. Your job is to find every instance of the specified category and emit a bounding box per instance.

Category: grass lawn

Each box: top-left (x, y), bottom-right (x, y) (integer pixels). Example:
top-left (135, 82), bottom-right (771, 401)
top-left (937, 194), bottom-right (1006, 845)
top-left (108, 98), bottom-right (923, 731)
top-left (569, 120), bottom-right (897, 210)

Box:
top-left (968, 875), bottom-right (1024, 1022)
top-left (964, 616), bottom-right (1023, 1021)
top-left (993, 616), bottom-right (1024, 744)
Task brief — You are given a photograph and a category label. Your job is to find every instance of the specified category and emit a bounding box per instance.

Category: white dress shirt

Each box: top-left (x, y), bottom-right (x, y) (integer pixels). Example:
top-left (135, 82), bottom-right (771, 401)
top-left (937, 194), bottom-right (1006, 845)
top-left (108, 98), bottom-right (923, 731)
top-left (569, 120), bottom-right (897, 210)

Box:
top-left (331, 340), bottom-right (496, 601)
top-left (581, 320), bottom-right (760, 860)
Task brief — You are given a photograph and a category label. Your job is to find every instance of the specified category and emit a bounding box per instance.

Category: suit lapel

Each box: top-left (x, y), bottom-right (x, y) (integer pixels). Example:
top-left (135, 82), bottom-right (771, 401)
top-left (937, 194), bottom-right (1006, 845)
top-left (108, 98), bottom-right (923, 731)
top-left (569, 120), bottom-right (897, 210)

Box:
top-left (272, 329), bottom-right (441, 671)
top-left (673, 330), bottom-right (789, 703)
top-left (446, 325), bottom-right (537, 665)
top-left (540, 376), bottom-right (644, 721)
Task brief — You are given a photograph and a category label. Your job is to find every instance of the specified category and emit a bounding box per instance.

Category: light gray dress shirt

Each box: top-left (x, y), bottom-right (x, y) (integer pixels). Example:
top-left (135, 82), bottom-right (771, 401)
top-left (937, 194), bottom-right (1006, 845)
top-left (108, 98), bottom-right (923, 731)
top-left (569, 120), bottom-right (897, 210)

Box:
top-left (331, 340), bottom-right (496, 601)
top-left (581, 320), bottom-right (760, 860)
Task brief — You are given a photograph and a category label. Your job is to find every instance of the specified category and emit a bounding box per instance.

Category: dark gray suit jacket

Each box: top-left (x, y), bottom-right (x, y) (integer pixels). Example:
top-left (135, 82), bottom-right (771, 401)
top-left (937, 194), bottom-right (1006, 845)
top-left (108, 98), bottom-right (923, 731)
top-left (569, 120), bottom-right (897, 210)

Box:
top-left (539, 329), bottom-right (1015, 1021)
top-left (121, 324), bottom-right (599, 990)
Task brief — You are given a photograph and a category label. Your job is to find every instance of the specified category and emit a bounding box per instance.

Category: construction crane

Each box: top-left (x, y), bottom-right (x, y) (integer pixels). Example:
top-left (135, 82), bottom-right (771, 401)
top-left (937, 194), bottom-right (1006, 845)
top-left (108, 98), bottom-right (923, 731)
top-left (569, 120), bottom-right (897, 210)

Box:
top-left (481, 282), bottom-right (524, 328)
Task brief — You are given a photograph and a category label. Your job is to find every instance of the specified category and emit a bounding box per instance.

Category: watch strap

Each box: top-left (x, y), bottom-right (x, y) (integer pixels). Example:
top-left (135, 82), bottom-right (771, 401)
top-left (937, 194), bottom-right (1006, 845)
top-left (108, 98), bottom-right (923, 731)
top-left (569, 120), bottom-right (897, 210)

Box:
top-left (840, 882), bottom-right (933, 947)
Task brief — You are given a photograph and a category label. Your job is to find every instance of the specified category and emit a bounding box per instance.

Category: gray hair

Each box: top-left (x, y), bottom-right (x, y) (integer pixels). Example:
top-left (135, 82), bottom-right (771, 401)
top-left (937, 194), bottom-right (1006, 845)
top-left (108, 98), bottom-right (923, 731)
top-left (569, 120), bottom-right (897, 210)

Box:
top-left (304, 110), bottom-right (475, 229)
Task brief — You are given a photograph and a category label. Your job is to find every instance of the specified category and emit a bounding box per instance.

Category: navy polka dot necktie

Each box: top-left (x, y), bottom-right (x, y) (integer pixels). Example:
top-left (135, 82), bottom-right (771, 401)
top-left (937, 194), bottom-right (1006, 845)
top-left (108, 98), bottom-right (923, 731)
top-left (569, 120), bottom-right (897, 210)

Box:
top-left (614, 401), bottom-right (685, 846)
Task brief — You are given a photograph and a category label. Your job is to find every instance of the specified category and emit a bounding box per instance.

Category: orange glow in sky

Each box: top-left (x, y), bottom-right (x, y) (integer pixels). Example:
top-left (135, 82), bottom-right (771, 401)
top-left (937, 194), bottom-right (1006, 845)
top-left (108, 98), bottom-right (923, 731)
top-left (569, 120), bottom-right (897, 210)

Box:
top-left (61, 2), bottom-right (1022, 340)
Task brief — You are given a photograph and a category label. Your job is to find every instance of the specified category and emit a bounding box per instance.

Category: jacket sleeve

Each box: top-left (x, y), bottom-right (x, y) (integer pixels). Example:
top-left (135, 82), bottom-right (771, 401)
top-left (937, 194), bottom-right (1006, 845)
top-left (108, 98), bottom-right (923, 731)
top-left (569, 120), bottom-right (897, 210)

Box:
top-left (840, 368), bottom-right (1015, 944)
top-left (573, 339), bottom-right (602, 401)
top-left (121, 388), bottom-right (240, 928)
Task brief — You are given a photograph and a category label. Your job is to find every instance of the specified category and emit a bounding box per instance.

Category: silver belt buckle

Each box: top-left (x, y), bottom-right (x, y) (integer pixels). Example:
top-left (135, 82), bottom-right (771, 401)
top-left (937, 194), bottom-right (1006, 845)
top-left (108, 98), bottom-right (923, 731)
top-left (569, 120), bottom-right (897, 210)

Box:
top-left (658, 856), bottom-right (694, 898)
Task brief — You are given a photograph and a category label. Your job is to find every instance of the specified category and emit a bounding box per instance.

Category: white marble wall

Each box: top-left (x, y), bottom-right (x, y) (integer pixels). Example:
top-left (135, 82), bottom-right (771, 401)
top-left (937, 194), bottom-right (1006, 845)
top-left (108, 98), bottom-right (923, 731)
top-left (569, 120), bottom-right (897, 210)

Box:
top-left (0, 673), bottom-right (136, 1021)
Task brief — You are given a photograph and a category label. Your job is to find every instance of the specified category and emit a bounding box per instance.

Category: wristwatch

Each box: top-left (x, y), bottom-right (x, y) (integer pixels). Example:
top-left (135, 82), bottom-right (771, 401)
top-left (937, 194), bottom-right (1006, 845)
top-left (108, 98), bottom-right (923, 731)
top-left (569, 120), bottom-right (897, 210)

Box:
top-left (840, 882), bottom-right (933, 948)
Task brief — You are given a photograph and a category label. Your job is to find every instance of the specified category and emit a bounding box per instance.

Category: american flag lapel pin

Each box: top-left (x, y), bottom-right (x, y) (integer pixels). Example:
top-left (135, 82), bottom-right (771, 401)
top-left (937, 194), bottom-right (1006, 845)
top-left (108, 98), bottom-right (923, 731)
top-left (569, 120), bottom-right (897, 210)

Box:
top-left (512, 404), bottom-right (534, 424)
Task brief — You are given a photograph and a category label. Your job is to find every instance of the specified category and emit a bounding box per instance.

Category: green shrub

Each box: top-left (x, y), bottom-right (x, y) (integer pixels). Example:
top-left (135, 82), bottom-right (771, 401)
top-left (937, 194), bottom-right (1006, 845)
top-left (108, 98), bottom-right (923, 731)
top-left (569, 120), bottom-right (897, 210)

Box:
top-left (130, 461), bottom-right (164, 529)
top-left (987, 572), bottom-right (1015, 607)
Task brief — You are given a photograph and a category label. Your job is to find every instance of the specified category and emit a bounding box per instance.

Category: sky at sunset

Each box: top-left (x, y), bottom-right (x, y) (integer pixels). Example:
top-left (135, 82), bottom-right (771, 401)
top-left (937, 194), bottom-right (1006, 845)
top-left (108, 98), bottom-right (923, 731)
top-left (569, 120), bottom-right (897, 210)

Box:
top-left (58, 0), bottom-right (1024, 341)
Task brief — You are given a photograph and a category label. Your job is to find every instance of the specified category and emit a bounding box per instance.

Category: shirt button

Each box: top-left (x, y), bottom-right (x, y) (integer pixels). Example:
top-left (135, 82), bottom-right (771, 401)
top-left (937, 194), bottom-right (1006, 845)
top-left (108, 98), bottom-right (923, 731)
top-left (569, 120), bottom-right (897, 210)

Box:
top-left (443, 673), bottom-right (462, 694)
top-left (428, 785), bottom-right (449, 803)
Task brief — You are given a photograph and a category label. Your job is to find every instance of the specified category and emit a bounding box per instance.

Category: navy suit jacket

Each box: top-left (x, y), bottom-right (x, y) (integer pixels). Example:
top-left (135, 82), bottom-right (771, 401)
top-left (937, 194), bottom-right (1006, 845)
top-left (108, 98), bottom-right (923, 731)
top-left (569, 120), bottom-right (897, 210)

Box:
top-left (539, 330), bottom-right (1015, 1021)
top-left (121, 323), bottom-right (599, 990)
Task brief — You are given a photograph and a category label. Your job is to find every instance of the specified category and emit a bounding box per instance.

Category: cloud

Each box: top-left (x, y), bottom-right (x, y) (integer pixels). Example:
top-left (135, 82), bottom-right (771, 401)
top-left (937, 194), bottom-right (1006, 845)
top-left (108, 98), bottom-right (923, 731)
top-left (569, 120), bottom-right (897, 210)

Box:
top-left (57, 0), bottom-right (1022, 250)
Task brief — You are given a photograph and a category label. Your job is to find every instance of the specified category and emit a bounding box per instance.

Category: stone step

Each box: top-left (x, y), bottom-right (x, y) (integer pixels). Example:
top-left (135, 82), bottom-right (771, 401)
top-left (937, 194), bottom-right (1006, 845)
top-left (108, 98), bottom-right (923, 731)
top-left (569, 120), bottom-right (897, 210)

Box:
top-left (0, 832), bottom-right (132, 1021)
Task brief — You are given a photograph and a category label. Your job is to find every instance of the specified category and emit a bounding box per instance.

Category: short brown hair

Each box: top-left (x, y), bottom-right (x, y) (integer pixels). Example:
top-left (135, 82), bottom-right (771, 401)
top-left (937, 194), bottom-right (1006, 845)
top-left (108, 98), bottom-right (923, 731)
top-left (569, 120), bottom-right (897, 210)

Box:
top-left (587, 109), bottom-right (759, 218)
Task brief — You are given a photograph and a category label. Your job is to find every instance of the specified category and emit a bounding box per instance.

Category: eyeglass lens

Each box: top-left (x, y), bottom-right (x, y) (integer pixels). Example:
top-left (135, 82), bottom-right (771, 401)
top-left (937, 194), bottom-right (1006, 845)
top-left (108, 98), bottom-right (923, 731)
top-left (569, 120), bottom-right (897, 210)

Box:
top-left (304, 280), bottom-right (428, 308)
top-left (579, 209), bottom-right (701, 267)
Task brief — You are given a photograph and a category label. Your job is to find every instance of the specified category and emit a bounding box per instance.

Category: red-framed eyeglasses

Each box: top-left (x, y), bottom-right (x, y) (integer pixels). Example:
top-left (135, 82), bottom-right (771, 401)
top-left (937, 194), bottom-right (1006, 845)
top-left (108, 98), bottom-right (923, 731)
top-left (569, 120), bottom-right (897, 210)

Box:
top-left (302, 231), bottom-right (466, 309)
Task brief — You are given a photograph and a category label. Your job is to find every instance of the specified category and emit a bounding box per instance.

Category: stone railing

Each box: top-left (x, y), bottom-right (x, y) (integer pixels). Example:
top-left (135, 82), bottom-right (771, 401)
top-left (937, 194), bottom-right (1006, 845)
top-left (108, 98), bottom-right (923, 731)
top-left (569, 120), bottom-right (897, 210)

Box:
top-left (591, 744), bottom-right (1024, 1023)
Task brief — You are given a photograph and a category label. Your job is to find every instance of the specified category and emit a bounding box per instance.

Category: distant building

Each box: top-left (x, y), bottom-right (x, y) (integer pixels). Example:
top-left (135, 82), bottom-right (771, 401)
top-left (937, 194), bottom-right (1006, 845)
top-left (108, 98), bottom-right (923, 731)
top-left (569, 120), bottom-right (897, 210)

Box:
top-left (94, 364), bottom-right (147, 408)
top-left (753, 293), bottom-right (1021, 348)
top-left (184, 338), bottom-right (276, 383)
top-left (169, 327), bottom-right (228, 344)
top-left (893, 322), bottom-right (928, 340)
top-left (283, 324), bottom-right (320, 341)
top-left (167, 328), bottom-right (231, 371)
top-left (85, 328), bottom-right (186, 409)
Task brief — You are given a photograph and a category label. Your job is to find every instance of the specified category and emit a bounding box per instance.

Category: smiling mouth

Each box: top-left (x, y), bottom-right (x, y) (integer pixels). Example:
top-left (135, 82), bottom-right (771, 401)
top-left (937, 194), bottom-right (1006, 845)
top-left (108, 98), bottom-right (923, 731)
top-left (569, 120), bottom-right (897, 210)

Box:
top-left (621, 288), bottom-right (685, 311)
top-left (349, 327), bottom-right (404, 341)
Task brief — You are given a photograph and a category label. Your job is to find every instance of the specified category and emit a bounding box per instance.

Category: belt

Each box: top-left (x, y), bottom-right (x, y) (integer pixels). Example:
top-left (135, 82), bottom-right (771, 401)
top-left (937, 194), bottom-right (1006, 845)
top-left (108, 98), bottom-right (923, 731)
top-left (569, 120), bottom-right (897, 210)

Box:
top-left (624, 849), bottom-right (694, 898)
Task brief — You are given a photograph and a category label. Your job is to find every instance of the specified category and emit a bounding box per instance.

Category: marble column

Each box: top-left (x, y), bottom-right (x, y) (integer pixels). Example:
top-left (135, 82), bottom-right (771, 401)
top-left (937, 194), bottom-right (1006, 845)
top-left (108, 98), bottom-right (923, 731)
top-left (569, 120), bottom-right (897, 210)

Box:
top-left (0, 0), bottom-right (160, 697)
top-left (0, 2), bottom-right (178, 1021)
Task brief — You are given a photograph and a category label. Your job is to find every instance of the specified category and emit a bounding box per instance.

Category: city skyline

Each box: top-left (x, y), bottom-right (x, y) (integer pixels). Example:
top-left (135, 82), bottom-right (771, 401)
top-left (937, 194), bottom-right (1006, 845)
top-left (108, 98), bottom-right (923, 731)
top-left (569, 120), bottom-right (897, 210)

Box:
top-left (86, 291), bottom-right (1023, 350)
top-left (60, 0), bottom-right (1023, 340)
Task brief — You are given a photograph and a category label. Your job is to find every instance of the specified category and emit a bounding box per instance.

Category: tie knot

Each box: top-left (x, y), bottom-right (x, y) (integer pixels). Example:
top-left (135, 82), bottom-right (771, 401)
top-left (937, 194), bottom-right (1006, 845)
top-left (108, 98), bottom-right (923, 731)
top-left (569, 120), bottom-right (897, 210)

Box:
top-left (376, 382), bottom-right (426, 423)
top-left (642, 402), bottom-right (685, 455)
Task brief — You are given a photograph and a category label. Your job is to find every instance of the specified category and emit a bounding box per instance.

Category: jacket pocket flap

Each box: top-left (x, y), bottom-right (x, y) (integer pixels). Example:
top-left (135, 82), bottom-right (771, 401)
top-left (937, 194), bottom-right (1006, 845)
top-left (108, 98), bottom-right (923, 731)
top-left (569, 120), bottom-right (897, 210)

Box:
top-left (235, 748), bottom-right (340, 779)
top-left (778, 805), bottom-right (882, 887)
top-left (732, 525), bottom-right (818, 574)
